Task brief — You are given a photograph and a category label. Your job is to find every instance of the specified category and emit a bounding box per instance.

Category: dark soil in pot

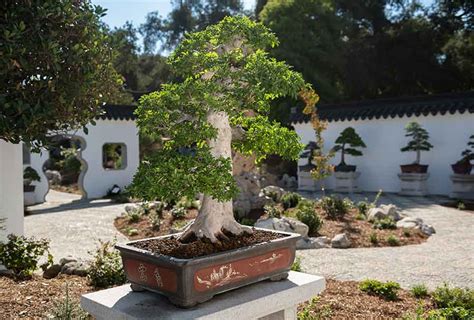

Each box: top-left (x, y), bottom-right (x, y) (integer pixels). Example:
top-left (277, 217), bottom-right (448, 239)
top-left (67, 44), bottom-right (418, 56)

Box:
top-left (130, 229), bottom-right (284, 259)
top-left (23, 185), bottom-right (35, 192)
top-left (335, 164), bottom-right (356, 172)
top-left (400, 164), bottom-right (428, 173)
top-left (451, 161), bottom-right (473, 175)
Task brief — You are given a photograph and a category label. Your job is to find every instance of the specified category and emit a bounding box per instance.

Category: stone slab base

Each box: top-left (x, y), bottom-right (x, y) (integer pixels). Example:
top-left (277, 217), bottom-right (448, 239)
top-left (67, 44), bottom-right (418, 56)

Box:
top-left (81, 271), bottom-right (325, 320)
top-left (334, 171), bottom-right (361, 193)
top-left (450, 174), bottom-right (474, 200)
top-left (398, 173), bottom-right (429, 196)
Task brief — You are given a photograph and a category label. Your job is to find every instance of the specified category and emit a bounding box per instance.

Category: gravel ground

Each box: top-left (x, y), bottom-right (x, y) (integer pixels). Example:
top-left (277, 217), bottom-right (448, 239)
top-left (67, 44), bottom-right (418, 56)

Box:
top-left (297, 192), bottom-right (474, 289)
top-left (25, 190), bottom-right (127, 262)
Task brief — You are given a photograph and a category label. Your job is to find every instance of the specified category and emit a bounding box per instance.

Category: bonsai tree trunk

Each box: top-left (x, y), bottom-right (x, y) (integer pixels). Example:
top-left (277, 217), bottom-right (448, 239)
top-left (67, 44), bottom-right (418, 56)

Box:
top-left (340, 143), bottom-right (346, 165)
top-left (416, 149), bottom-right (421, 165)
top-left (180, 110), bottom-right (250, 243)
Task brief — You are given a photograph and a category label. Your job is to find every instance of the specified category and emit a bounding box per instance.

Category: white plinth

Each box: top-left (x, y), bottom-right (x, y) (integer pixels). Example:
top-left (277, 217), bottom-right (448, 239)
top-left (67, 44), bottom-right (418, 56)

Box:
top-left (298, 171), bottom-right (318, 191)
top-left (450, 174), bottom-right (474, 200)
top-left (334, 171), bottom-right (361, 193)
top-left (81, 271), bottom-right (325, 320)
top-left (398, 173), bottom-right (430, 196)
top-left (24, 191), bottom-right (36, 206)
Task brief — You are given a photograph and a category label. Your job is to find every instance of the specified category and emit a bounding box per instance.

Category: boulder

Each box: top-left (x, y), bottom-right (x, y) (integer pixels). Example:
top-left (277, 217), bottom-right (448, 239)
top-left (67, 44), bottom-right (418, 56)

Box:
top-left (396, 216), bottom-right (423, 229)
top-left (255, 217), bottom-right (279, 230)
top-left (60, 260), bottom-right (88, 277)
top-left (331, 233), bottom-right (351, 248)
top-left (233, 199), bottom-right (251, 218)
top-left (281, 217), bottom-right (309, 238)
top-left (250, 194), bottom-right (273, 210)
top-left (297, 236), bottom-right (330, 250)
top-left (59, 256), bottom-right (77, 266)
top-left (279, 174), bottom-right (298, 189)
top-left (255, 217), bottom-right (308, 238)
top-left (260, 185), bottom-right (286, 202)
top-left (380, 204), bottom-right (401, 221)
top-left (124, 204), bottom-right (139, 214)
top-left (43, 264), bottom-right (62, 279)
top-left (367, 207), bottom-right (386, 221)
top-left (45, 170), bottom-right (61, 185)
top-left (420, 223), bottom-right (436, 236)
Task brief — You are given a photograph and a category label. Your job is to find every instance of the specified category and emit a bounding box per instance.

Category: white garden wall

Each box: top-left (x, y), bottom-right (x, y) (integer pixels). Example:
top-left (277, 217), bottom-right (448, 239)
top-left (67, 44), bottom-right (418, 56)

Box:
top-left (0, 141), bottom-right (23, 240)
top-left (294, 111), bottom-right (474, 195)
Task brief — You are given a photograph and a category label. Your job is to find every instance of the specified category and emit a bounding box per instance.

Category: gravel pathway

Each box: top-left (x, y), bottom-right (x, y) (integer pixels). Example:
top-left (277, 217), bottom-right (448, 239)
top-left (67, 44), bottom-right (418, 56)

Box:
top-left (25, 190), bottom-right (127, 262)
top-left (297, 192), bottom-right (474, 289)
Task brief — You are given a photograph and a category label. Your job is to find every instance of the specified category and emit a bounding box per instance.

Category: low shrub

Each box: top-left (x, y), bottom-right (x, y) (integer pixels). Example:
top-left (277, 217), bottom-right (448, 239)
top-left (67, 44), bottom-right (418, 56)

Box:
top-left (355, 212), bottom-right (366, 220)
top-left (357, 200), bottom-right (370, 216)
top-left (372, 217), bottom-right (397, 230)
top-left (140, 202), bottom-right (151, 215)
top-left (149, 212), bottom-right (161, 230)
top-left (387, 234), bottom-right (400, 246)
top-left (457, 200), bottom-right (466, 211)
top-left (126, 209), bottom-right (141, 223)
top-left (296, 205), bottom-right (323, 235)
top-left (291, 257), bottom-right (301, 272)
top-left (432, 283), bottom-right (474, 309)
top-left (369, 232), bottom-right (378, 245)
top-left (48, 283), bottom-right (88, 320)
top-left (0, 234), bottom-right (52, 279)
top-left (359, 279), bottom-right (401, 301)
top-left (281, 192), bottom-right (301, 209)
top-left (318, 195), bottom-right (351, 219)
top-left (411, 284), bottom-right (429, 298)
top-left (403, 228), bottom-right (411, 237)
top-left (171, 206), bottom-right (186, 219)
top-left (264, 204), bottom-right (282, 218)
top-left (87, 240), bottom-right (126, 288)
top-left (427, 307), bottom-right (473, 320)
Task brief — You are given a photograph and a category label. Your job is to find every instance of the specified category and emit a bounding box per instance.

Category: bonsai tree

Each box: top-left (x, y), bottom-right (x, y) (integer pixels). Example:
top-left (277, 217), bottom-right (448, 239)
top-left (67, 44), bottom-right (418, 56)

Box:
top-left (452, 134), bottom-right (474, 174)
top-left (332, 127), bottom-right (366, 171)
top-left (23, 166), bottom-right (41, 187)
top-left (400, 121), bottom-right (433, 165)
top-left (130, 17), bottom-right (319, 242)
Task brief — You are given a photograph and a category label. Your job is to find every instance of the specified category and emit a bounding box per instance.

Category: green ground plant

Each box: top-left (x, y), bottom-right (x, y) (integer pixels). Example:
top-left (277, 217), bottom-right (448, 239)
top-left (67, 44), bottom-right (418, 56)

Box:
top-left (372, 217), bottom-right (397, 230)
top-left (411, 284), bottom-right (429, 298)
top-left (359, 279), bottom-right (401, 301)
top-left (291, 257), bottom-right (302, 272)
top-left (170, 206), bottom-right (186, 219)
top-left (432, 283), bottom-right (474, 309)
top-left (296, 205), bottom-right (323, 235)
top-left (48, 283), bottom-right (88, 320)
top-left (369, 232), bottom-right (378, 245)
top-left (281, 192), bottom-right (301, 209)
top-left (318, 195), bottom-right (351, 219)
top-left (87, 240), bottom-right (126, 288)
top-left (387, 234), bottom-right (400, 246)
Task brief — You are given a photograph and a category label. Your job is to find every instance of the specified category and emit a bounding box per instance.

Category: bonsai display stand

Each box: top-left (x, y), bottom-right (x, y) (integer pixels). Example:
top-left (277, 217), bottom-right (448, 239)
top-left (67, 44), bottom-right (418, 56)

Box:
top-left (450, 174), bottom-right (474, 200)
top-left (334, 171), bottom-right (361, 193)
top-left (398, 173), bottom-right (429, 196)
top-left (298, 170), bottom-right (318, 191)
top-left (81, 271), bottom-right (325, 320)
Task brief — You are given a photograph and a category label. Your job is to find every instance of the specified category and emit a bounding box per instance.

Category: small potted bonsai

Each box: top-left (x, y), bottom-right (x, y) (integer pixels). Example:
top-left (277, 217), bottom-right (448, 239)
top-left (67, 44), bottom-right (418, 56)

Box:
top-left (451, 135), bottom-right (474, 174)
top-left (332, 127), bottom-right (366, 172)
top-left (118, 17), bottom-right (320, 307)
top-left (24, 166), bottom-right (40, 206)
top-left (400, 122), bottom-right (433, 173)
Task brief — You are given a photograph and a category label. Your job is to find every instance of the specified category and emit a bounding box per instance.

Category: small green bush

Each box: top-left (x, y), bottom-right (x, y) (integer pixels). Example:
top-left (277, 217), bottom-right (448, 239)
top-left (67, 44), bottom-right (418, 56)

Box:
top-left (239, 218), bottom-right (255, 226)
top-left (432, 283), bottom-right (474, 309)
top-left (126, 209), bottom-right (141, 223)
top-left (426, 307), bottom-right (473, 320)
top-left (48, 284), bottom-right (88, 320)
top-left (87, 240), bottom-right (126, 288)
top-left (291, 257), bottom-right (301, 272)
top-left (171, 206), bottom-right (186, 219)
top-left (318, 195), bottom-right (351, 219)
top-left (0, 234), bottom-right (52, 279)
top-left (403, 228), bottom-right (411, 237)
top-left (296, 205), bottom-right (323, 235)
top-left (140, 202), bottom-right (151, 215)
top-left (457, 201), bottom-right (466, 211)
top-left (359, 279), bottom-right (401, 301)
top-left (264, 204), bottom-right (282, 218)
top-left (149, 212), bottom-right (161, 230)
top-left (281, 192), bottom-right (301, 209)
top-left (372, 217), bottom-right (397, 230)
top-left (411, 284), bottom-right (429, 298)
top-left (369, 232), bottom-right (378, 245)
top-left (387, 234), bottom-right (400, 246)
top-left (357, 200), bottom-right (370, 216)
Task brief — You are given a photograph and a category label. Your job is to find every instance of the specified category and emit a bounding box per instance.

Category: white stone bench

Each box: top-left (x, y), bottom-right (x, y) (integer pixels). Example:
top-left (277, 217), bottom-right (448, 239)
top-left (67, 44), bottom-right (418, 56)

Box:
top-left (81, 271), bottom-right (325, 320)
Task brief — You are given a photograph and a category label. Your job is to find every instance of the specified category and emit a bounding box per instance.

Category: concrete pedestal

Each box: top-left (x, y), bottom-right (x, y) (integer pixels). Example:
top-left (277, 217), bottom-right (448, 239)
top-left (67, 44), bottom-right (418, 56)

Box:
top-left (24, 191), bottom-right (36, 206)
top-left (298, 170), bottom-right (318, 191)
top-left (450, 174), bottom-right (474, 200)
top-left (334, 171), bottom-right (361, 193)
top-left (81, 271), bottom-right (325, 320)
top-left (398, 173), bottom-right (429, 196)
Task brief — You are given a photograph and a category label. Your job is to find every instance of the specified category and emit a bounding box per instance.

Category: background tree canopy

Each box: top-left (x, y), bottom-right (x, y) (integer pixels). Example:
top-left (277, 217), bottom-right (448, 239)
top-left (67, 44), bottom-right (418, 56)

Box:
top-left (0, 0), bottom-right (126, 147)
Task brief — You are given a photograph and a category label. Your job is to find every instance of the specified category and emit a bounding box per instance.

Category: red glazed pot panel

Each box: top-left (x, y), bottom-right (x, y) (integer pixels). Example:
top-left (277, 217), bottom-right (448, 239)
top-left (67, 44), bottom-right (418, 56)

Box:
top-left (193, 247), bottom-right (292, 292)
top-left (124, 259), bottom-right (178, 293)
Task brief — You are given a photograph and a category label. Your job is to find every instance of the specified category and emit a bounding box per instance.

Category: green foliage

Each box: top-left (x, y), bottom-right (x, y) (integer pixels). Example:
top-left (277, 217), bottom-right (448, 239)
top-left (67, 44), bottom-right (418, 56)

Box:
top-left (0, 234), bottom-right (52, 279)
top-left (432, 284), bottom-right (474, 310)
top-left (149, 212), bottom-right (161, 230)
top-left (1, 0), bottom-right (124, 148)
top-left (372, 217), bottom-right (397, 230)
top-left (411, 284), bottom-right (429, 298)
top-left (126, 210), bottom-right (141, 223)
top-left (357, 200), bottom-right (370, 216)
top-left (369, 232), bottom-right (378, 245)
top-left (239, 218), bottom-right (256, 226)
top-left (296, 204), bottom-right (323, 235)
top-left (291, 257), bottom-right (301, 272)
top-left (426, 307), bottom-right (473, 320)
top-left (49, 283), bottom-right (88, 320)
top-left (264, 204), bottom-right (282, 218)
top-left (387, 234), bottom-right (400, 246)
top-left (171, 207), bottom-right (186, 219)
top-left (59, 147), bottom-right (82, 182)
top-left (458, 135), bottom-right (474, 163)
top-left (176, 197), bottom-right (199, 210)
top-left (457, 201), bottom-right (466, 211)
top-left (297, 297), bottom-right (321, 320)
top-left (281, 192), bottom-right (301, 209)
top-left (130, 16), bottom-right (313, 204)
top-left (23, 166), bottom-right (41, 184)
top-left (87, 240), bottom-right (126, 288)
top-left (401, 122), bottom-right (433, 164)
top-left (403, 228), bottom-right (411, 237)
top-left (318, 195), bottom-right (351, 219)
top-left (359, 279), bottom-right (401, 301)
top-left (332, 127), bottom-right (366, 165)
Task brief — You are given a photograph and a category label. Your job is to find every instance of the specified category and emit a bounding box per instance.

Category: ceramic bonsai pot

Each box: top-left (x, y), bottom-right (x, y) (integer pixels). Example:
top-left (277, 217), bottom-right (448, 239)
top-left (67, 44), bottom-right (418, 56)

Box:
top-left (115, 228), bottom-right (300, 308)
top-left (451, 161), bottom-right (472, 175)
top-left (400, 164), bottom-right (428, 174)
top-left (334, 164), bottom-right (356, 172)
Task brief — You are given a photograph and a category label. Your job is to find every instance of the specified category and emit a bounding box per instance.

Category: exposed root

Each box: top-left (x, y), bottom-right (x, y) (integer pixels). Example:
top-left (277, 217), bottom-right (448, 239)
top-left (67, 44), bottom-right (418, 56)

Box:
top-left (179, 218), bottom-right (253, 243)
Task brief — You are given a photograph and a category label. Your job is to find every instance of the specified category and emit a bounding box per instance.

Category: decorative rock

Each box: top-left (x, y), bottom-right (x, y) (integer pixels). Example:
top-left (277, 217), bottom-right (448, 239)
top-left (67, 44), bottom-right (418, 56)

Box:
top-left (396, 216), bottom-right (423, 229)
top-left (297, 236), bottom-right (330, 250)
top-left (368, 204), bottom-right (401, 221)
top-left (233, 199), bottom-right (251, 218)
top-left (250, 194), bottom-right (273, 210)
top-left (420, 224), bottom-right (436, 236)
top-left (45, 170), bottom-right (61, 185)
top-left (331, 233), bottom-right (351, 248)
top-left (279, 174), bottom-right (298, 190)
top-left (59, 256), bottom-right (77, 266)
top-left (281, 217), bottom-right (309, 238)
top-left (43, 264), bottom-right (62, 279)
top-left (260, 185), bottom-right (286, 202)
top-left (61, 260), bottom-right (88, 277)
top-left (380, 204), bottom-right (401, 221)
top-left (124, 204), bottom-right (139, 214)
top-left (255, 217), bottom-right (308, 238)
top-left (367, 207), bottom-right (386, 221)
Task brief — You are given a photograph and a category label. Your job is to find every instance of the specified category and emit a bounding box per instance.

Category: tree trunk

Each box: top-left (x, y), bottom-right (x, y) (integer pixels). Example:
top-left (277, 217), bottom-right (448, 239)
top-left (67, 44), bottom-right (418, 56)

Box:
top-left (179, 110), bottom-right (251, 243)
top-left (416, 149), bottom-right (420, 165)
top-left (340, 143), bottom-right (345, 165)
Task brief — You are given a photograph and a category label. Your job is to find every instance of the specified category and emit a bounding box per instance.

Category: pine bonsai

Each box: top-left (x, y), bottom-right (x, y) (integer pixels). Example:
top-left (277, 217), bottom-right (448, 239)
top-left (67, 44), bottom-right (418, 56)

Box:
top-left (129, 17), bottom-right (319, 243)
top-left (458, 135), bottom-right (474, 163)
top-left (332, 127), bottom-right (366, 171)
top-left (23, 166), bottom-right (41, 186)
top-left (400, 122), bottom-right (433, 165)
